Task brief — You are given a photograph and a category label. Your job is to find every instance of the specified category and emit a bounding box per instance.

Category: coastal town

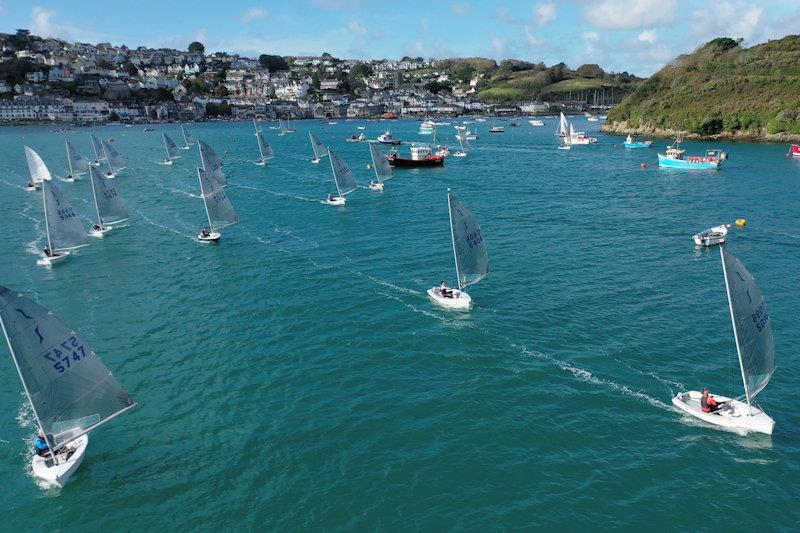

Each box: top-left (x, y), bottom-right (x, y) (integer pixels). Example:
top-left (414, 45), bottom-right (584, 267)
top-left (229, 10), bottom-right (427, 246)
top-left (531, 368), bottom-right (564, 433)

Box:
top-left (0, 29), bottom-right (626, 124)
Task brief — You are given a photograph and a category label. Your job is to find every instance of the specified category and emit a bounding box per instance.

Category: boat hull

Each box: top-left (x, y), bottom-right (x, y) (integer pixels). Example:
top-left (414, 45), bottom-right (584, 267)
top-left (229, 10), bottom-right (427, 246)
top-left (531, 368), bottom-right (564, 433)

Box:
top-left (672, 391), bottom-right (774, 435)
top-left (198, 232), bottom-right (221, 243)
top-left (88, 226), bottom-right (113, 238)
top-left (325, 197), bottom-right (346, 206)
top-left (658, 153), bottom-right (721, 169)
top-left (388, 156), bottom-right (444, 167)
top-left (623, 142), bottom-right (652, 149)
top-left (31, 434), bottom-right (88, 487)
top-left (37, 251), bottom-right (69, 267)
top-left (427, 287), bottom-right (472, 309)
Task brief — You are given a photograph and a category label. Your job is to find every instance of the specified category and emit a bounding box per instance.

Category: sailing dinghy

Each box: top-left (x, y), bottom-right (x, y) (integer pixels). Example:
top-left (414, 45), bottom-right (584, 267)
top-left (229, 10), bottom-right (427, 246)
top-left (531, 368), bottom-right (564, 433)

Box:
top-left (325, 149), bottom-right (358, 205)
top-left (555, 111), bottom-right (569, 137)
top-left (309, 131), bottom-right (328, 164)
top-left (101, 140), bottom-right (126, 178)
top-left (453, 128), bottom-right (470, 158)
top-left (0, 286), bottom-right (136, 487)
top-left (197, 167), bottom-right (238, 243)
top-left (161, 133), bottom-right (181, 165)
top-left (65, 141), bottom-right (90, 181)
top-left (368, 142), bottom-right (393, 191)
top-left (90, 134), bottom-right (106, 166)
top-left (180, 124), bottom-right (195, 149)
top-left (198, 140), bottom-right (228, 188)
top-left (24, 146), bottom-right (51, 191)
top-left (672, 247), bottom-right (776, 435)
top-left (254, 126), bottom-right (275, 166)
top-left (37, 178), bottom-right (90, 266)
top-left (428, 189), bottom-right (489, 310)
top-left (88, 166), bottom-right (130, 237)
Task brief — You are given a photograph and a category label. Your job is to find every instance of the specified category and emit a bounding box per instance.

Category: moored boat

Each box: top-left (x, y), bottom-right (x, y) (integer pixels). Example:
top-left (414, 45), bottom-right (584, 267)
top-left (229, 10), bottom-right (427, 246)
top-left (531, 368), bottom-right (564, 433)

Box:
top-left (692, 224), bottom-right (728, 247)
top-left (388, 144), bottom-right (445, 167)
top-left (376, 131), bottom-right (402, 145)
top-left (789, 144), bottom-right (800, 157)
top-left (623, 134), bottom-right (653, 149)
top-left (658, 138), bottom-right (725, 169)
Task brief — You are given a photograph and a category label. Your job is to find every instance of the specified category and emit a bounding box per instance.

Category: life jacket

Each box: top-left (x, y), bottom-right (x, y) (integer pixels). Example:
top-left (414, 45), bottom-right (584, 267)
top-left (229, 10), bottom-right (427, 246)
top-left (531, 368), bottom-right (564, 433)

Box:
top-left (34, 436), bottom-right (49, 451)
top-left (700, 395), bottom-right (711, 412)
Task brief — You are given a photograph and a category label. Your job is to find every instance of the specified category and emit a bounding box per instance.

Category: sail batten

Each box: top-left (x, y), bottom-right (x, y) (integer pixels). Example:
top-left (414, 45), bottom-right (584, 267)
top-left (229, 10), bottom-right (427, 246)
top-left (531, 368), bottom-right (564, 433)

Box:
top-left (89, 167), bottom-right (129, 224)
top-left (198, 167), bottom-right (238, 230)
top-left (448, 192), bottom-right (488, 291)
top-left (0, 286), bottom-right (135, 451)
top-left (328, 150), bottom-right (357, 196)
top-left (369, 143), bottom-right (393, 182)
top-left (720, 247), bottom-right (775, 405)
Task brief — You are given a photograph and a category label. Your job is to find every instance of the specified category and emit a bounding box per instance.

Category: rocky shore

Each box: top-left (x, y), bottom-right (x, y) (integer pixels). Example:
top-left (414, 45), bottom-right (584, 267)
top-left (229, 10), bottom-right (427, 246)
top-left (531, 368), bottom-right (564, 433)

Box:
top-left (602, 121), bottom-right (800, 144)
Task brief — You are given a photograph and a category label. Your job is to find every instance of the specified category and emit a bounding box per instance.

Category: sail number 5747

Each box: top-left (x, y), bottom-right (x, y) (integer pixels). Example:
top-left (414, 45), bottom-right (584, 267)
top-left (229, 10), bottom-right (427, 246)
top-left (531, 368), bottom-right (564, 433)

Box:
top-left (41, 335), bottom-right (89, 373)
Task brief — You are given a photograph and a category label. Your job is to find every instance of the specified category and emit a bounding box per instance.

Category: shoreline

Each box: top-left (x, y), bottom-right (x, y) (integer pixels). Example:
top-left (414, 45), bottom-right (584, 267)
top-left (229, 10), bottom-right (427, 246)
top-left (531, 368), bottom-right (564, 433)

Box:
top-left (602, 121), bottom-right (800, 144)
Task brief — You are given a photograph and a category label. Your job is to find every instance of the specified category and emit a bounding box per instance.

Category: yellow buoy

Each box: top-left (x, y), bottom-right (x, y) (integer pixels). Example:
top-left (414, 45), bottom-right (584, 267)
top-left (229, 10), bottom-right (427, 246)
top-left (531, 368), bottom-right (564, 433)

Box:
top-left (735, 218), bottom-right (747, 227)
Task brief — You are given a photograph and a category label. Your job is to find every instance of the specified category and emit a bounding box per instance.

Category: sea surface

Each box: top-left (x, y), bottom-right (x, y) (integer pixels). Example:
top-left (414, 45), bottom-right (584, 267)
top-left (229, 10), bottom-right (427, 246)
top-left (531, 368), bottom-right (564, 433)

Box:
top-left (0, 118), bottom-right (798, 530)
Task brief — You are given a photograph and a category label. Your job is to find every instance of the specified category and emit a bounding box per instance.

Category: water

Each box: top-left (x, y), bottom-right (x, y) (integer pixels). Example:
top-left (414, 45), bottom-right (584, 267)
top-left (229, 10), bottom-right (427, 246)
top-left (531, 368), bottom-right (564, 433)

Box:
top-left (1, 119), bottom-right (798, 529)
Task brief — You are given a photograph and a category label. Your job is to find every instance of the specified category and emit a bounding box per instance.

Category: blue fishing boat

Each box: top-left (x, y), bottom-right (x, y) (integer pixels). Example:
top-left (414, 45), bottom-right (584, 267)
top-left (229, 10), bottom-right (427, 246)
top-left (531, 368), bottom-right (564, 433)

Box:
top-left (623, 134), bottom-right (653, 149)
top-left (657, 137), bottom-right (726, 169)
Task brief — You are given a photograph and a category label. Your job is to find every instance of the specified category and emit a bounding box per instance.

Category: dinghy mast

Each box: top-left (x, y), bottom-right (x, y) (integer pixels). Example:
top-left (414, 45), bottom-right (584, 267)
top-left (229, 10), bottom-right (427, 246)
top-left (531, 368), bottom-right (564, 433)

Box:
top-left (447, 188), bottom-right (462, 291)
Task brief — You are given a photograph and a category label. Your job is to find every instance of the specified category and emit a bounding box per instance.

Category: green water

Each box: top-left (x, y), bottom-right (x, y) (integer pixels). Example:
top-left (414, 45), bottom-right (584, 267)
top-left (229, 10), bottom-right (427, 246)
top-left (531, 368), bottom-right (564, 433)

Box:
top-left (0, 119), bottom-right (798, 529)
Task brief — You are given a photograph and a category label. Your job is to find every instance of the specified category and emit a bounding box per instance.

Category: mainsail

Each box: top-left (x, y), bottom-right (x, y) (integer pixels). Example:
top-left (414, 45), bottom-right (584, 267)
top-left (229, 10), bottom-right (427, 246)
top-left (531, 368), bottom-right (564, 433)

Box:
top-left (181, 124), bottom-right (195, 147)
top-left (720, 247), bottom-right (775, 405)
top-left (90, 134), bottom-right (107, 163)
top-left (556, 112), bottom-right (569, 137)
top-left (101, 140), bottom-right (126, 173)
top-left (65, 141), bottom-right (90, 177)
top-left (309, 131), bottom-right (328, 160)
top-left (448, 191), bottom-right (489, 290)
top-left (198, 140), bottom-right (228, 187)
top-left (256, 131), bottom-right (274, 161)
top-left (24, 146), bottom-right (52, 185)
top-left (42, 178), bottom-right (90, 252)
top-left (89, 166), bottom-right (129, 225)
top-left (0, 286), bottom-right (135, 451)
top-left (163, 133), bottom-right (180, 161)
top-left (328, 150), bottom-right (357, 196)
top-left (368, 143), bottom-right (393, 182)
top-left (198, 167), bottom-right (238, 230)
top-left (279, 119), bottom-right (287, 134)
top-left (457, 129), bottom-right (471, 151)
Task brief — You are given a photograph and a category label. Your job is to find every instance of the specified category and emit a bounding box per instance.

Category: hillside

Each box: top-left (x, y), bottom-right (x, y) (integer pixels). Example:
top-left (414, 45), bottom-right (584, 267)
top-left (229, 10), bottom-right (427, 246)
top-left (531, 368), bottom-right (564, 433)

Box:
top-left (470, 61), bottom-right (641, 103)
top-left (603, 35), bottom-right (800, 141)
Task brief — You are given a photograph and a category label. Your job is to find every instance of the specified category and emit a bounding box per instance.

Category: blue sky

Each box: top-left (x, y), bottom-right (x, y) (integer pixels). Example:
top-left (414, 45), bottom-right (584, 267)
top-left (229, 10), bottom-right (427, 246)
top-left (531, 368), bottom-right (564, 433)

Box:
top-left (2, 1), bottom-right (798, 76)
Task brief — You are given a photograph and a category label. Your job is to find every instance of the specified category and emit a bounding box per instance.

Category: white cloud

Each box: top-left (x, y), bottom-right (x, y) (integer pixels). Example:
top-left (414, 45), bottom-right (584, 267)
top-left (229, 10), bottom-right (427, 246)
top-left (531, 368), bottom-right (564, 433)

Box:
top-left (31, 6), bottom-right (59, 37)
top-left (583, 0), bottom-right (677, 30)
top-left (691, 1), bottom-right (764, 43)
top-left (581, 31), bottom-right (599, 42)
top-left (451, 2), bottom-right (470, 16)
top-left (239, 7), bottom-right (268, 23)
top-left (310, 0), bottom-right (362, 9)
top-left (348, 20), bottom-right (368, 36)
top-left (533, 2), bottom-right (556, 27)
top-left (637, 29), bottom-right (657, 43)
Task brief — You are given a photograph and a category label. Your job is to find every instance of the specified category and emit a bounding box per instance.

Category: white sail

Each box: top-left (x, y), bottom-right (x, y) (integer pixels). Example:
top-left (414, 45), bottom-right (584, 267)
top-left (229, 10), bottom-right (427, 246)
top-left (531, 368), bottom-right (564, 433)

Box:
top-left (556, 112), bottom-right (568, 137)
top-left (101, 140), bottom-right (126, 173)
top-left (65, 141), bottom-right (90, 177)
top-left (720, 247), bottom-right (776, 405)
top-left (328, 150), bottom-right (357, 196)
top-left (181, 124), bottom-right (195, 147)
top-left (89, 166), bottom-right (129, 225)
top-left (309, 131), bottom-right (328, 160)
top-left (0, 286), bottom-right (135, 451)
top-left (41, 178), bottom-right (90, 252)
top-left (198, 167), bottom-right (238, 230)
top-left (162, 133), bottom-right (180, 161)
top-left (286, 118), bottom-right (295, 132)
top-left (279, 119), bottom-right (287, 134)
top-left (198, 140), bottom-right (228, 188)
top-left (448, 190), bottom-right (488, 291)
top-left (24, 146), bottom-right (52, 185)
top-left (368, 143), bottom-right (393, 182)
top-left (90, 134), bottom-right (107, 163)
top-left (253, 118), bottom-right (262, 133)
top-left (256, 131), bottom-right (274, 161)
top-left (457, 129), bottom-right (471, 151)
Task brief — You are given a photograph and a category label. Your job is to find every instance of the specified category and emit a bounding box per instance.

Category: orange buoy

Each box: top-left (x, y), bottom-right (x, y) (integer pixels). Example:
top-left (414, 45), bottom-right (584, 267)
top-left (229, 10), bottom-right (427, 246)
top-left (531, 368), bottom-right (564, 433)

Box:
top-left (640, 162), bottom-right (647, 168)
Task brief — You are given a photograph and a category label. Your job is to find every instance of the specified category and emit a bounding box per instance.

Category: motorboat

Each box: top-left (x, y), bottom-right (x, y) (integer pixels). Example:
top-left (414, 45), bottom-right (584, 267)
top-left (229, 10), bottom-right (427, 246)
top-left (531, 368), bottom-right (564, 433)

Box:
top-left (623, 134), bottom-right (653, 149)
top-left (376, 131), bottom-right (402, 145)
top-left (388, 144), bottom-right (445, 167)
top-left (692, 224), bottom-right (729, 247)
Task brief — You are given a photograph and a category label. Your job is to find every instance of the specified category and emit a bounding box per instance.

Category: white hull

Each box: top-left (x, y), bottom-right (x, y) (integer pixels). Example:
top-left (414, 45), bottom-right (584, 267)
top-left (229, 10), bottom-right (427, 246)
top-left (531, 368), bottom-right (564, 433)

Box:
top-left (31, 434), bottom-right (88, 487)
top-left (452, 151), bottom-right (467, 158)
top-left (198, 231), bottom-right (221, 243)
top-left (369, 182), bottom-right (384, 191)
top-left (88, 226), bottom-right (112, 238)
top-left (569, 137), bottom-right (597, 145)
top-left (558, 145), bottom-right (571, 150)
top-left (65, 177), bottom-right (76, 183)
top-left (255, 160), bottom-right (267, 166)
top-left (311, 158), bottom-right (321, 164)
top-left (692, 224), bottom-right (728, 247)
top-left (326, 196), bottom-right (346, 206)
top-left (26, 185), bottom-right (38, 192)
top-left (37, 251), bottom-right (70, 267)
top-left (427, 287), bottom-right (472, 310)
top-left (163, 160), bottom-right (173, 166)
top-left (672, 391), bottom-right (774, 435)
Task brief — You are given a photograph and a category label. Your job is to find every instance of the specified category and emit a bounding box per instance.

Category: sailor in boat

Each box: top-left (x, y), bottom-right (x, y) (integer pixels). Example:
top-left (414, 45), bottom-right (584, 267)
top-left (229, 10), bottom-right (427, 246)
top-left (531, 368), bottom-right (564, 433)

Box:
top-left (33, 431), bottom-right (51, 458)
top-left (200, 228), bottom-right (211, 239)
top-left (91, 223), bottom-right (104, 233)
top-left (42, 245), bottom-right (52, 257)
top-left (106, 170), bottom-right (113, 177)
top-left (700, 388), bottom-right (727, 413)
top-left (439, 281), bottom-right (453, 298)
top-left (327, 193), bottom-right (336, 203)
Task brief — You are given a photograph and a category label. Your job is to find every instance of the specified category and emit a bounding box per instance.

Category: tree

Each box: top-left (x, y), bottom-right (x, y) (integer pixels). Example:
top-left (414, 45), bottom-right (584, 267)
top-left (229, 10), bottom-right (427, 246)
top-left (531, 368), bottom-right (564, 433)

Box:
top-left (188, 41), bottom-right (205, 53)
top-left (213, 84), bottom-right (229, 97)
top-left (206, 102), bottom-right (232, 116)
top-left (258, 54), bottom-right (289, 71)
top-left (9, 29), bottom-right (31, 51)
top-left (425, 80), bottom-right (452, 94)
top-left (350, 63), bottom-right (373, 78)
top-left (576, 64), bottom-right (605, 79)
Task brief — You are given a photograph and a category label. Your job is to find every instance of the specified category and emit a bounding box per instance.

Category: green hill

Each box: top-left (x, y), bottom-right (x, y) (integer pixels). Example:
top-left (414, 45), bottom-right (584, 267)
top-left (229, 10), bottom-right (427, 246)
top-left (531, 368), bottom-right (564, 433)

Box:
top-left (603, 35), bottom-right (800, 140)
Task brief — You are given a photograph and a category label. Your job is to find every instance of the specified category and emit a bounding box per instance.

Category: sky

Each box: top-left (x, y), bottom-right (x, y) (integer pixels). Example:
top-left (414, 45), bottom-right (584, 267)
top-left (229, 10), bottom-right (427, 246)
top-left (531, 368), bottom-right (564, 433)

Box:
top-left (1, 0), bottom-right (798, 76)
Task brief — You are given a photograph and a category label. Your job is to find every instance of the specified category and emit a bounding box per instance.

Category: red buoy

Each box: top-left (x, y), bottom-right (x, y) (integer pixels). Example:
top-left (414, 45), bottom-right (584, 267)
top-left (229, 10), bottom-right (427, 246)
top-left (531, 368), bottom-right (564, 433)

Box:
top-left (640, 162), bottom-right (647, 168)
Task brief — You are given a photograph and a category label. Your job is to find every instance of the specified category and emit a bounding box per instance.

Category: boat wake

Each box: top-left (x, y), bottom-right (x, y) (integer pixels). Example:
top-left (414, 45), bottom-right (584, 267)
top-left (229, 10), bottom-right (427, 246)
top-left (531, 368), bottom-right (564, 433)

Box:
top-left (16, 394), bottom-right (34, 428)
top-left (1, 179), bottom-right (27, 191)
top-left (361, 274), bottom-right (423, 296)
top-left (379, 291), bottom-right (475, 329)
top-left (235, 184), bottom-right (321, 204)
top-left (609, 353), bottom-right (686, 391)
top-left (132, 208), bottom-right (196, 241)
